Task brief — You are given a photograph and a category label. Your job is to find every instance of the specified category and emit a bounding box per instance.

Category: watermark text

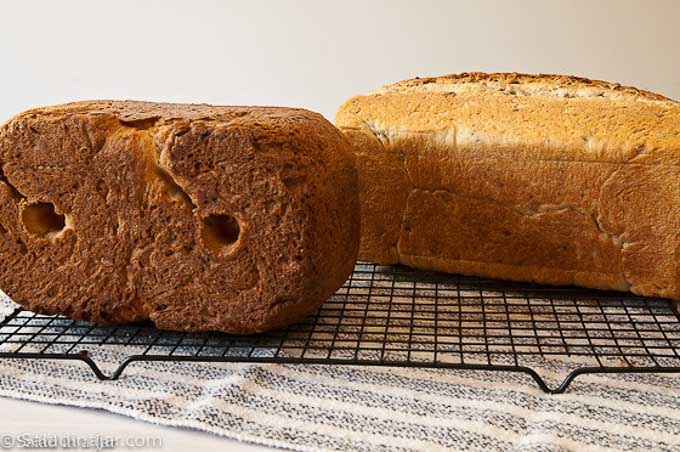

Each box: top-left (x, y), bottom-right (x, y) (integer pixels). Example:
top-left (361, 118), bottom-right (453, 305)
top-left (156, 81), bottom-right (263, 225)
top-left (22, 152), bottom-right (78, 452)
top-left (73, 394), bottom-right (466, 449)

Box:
top-left (0, 433), bottom-right (163, 450)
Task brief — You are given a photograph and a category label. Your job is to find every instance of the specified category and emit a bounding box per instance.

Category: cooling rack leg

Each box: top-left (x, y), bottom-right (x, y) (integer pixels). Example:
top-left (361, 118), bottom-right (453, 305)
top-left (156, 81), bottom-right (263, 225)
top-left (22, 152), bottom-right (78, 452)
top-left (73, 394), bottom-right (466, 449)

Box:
top-left (553, 367), bottom-right (680, 394)
top-left (525, 372), bottom-right (556, 393)
top-left (110, 357), bottom-right (144, 380)
top-left (0, 352), bottom-right (114, 380)
top-left (434, 364), bottom-right (566, 394)
top-left (553, 371), bottom-right (585, 394)
top-left (76, 351), bottom-right (113, 380)
top-left (494, 366), bottom-right (562, 394)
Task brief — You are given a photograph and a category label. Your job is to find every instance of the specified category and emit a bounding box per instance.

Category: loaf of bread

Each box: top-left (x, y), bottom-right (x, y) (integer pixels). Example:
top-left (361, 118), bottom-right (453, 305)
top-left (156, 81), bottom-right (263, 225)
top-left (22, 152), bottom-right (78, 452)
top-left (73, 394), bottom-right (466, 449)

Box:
top-left (0, 101), bottom-right (359, 333)
top-left (336, 73), bottom-right (680, 300)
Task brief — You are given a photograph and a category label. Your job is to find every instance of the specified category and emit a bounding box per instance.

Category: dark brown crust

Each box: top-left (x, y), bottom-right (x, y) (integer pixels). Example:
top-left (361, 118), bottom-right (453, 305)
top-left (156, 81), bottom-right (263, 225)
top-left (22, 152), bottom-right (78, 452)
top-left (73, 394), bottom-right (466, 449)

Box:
top-left (385, 72), bottom-right (676, 102)
top-left (0, 101), bottom-right (359, 334)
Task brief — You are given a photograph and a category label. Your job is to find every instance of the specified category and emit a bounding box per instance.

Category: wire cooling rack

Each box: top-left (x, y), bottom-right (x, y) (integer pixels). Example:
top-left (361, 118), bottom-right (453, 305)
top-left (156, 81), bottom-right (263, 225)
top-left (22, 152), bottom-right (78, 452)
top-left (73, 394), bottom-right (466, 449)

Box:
top-left (1, 262), bottom-right (680, 393)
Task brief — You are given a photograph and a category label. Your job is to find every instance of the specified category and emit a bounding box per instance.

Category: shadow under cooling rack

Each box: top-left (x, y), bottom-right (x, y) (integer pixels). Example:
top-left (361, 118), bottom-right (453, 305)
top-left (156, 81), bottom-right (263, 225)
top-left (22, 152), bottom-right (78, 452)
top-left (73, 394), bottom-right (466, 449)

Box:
top-left (2, 262), bottom-right (680, 394)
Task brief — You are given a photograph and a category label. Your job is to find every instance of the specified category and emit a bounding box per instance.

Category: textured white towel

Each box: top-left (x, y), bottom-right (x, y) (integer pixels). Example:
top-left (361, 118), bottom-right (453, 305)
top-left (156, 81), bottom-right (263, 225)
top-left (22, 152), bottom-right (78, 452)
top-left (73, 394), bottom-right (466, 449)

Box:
top-left (1, 292), bottom-right (680, 451)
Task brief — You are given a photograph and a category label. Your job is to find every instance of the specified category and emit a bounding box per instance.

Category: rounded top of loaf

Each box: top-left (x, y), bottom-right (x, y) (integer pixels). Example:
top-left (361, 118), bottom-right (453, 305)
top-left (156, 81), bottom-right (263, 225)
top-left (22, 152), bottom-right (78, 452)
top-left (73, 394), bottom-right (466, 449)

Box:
top-left (374, 72), bottom-right (677, 104)
top-left (335, 72), bottom-right (680, 165)
top-left (4, 100), bottom-right (326, 126)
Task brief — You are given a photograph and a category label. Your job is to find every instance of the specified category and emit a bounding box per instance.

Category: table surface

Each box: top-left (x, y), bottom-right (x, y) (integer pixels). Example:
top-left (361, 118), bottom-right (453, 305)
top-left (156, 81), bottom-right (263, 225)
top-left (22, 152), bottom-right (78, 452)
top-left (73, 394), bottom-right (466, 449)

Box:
top-left (0, 397), bottom-right (274, 452)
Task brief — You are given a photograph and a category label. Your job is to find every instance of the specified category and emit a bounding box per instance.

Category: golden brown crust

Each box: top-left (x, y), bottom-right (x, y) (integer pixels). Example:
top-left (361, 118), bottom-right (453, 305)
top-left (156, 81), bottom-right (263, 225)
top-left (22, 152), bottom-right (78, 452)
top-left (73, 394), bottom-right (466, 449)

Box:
top-left (0, 100), bottom-right (359, 333)
top-left (335, 73), bottom-right (680, 300)
top-left (378, 72), bottom-right (676, 103)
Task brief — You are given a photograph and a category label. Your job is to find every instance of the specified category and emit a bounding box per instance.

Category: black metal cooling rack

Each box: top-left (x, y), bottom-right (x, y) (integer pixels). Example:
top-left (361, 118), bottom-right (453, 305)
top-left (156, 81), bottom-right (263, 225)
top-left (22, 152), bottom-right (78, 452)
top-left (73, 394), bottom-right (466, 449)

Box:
top-left (1, 262), bottom-right (680, 394)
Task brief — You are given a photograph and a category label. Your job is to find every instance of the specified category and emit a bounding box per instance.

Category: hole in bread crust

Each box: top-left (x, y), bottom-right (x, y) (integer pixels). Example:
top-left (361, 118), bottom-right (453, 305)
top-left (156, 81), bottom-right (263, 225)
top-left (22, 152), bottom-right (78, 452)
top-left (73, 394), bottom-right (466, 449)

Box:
top-left (200, 214), bottom-right (241, 255)
top-left (21, 202), bottom-right (66, 238)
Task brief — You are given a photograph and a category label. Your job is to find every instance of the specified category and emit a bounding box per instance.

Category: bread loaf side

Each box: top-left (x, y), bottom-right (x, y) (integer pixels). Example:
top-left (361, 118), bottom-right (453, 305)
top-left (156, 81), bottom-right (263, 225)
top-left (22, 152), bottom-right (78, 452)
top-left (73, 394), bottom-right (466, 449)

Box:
top-left (0, 101), bottom-right (360, 333)
top-left (336, 73), bottom-right (680, 299)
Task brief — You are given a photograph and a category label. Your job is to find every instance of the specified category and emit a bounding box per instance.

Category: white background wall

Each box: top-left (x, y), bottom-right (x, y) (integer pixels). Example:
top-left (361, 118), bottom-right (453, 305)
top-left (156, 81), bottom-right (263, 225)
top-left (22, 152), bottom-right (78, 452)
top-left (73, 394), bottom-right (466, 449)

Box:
top-left (2, 0), bottom-right (679, 123)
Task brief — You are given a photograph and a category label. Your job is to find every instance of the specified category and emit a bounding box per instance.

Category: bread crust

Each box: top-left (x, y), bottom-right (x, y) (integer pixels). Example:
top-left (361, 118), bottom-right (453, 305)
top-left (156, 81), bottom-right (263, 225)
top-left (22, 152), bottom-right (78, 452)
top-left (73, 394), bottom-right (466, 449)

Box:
top-left (0, 101), bottom-right (359, 333)
top-left (376, 72), bottom-right (674, 102)
top-left (335, 72), bottom-right (680, 299)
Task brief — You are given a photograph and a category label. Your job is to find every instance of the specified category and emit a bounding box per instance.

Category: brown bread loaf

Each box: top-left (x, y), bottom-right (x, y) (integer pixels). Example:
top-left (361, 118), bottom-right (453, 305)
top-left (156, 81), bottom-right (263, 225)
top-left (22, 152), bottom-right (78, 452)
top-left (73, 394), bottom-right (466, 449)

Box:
top-left (0, 101), bottom-right (359, 333)
top-left (335, 73), bottom-right (680, 300)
